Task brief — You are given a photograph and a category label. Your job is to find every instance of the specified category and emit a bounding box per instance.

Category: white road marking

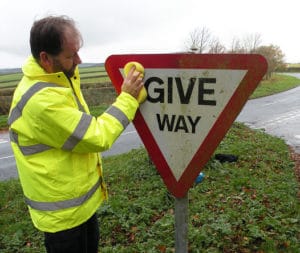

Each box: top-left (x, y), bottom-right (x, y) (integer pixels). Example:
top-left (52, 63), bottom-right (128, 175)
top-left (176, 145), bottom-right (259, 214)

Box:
top-left (121, 130), bottom-right (137, 136)
top-left (255, 109), bottom-right (300, 129)
top-left (0, 155), bottom-right (14, 160)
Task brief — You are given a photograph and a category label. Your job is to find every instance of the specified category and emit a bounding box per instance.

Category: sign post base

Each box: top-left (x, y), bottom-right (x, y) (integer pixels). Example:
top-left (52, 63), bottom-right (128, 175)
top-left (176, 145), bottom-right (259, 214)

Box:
top-left (175, 193), bottom-right (189, 253)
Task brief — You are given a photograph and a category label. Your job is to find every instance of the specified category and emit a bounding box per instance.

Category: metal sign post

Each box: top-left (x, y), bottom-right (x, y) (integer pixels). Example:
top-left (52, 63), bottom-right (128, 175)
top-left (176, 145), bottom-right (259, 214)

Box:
top-left (175, 193), bottom-right (189, 253)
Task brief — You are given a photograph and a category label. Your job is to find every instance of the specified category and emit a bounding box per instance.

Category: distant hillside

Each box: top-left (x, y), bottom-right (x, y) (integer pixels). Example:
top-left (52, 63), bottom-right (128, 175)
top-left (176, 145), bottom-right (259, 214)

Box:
top-left (0, 63), bottom-right (104, 75)
top-left (79, 63), bottom-right (104, 68)
top-left (0, 68), bottom-right (21, 75)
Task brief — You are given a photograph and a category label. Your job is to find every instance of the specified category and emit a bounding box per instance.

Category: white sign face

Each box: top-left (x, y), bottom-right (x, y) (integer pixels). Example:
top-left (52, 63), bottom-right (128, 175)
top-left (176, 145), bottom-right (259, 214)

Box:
top-left (109, 54), bottom-right (267, 198)
top-left (135, 68), bottom-right (247, 180)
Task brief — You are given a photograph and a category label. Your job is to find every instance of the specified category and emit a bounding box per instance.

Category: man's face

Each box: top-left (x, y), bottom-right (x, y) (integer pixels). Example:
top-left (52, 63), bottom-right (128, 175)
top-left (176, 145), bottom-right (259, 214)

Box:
top-left (50, 31), bottom-right (82, 78)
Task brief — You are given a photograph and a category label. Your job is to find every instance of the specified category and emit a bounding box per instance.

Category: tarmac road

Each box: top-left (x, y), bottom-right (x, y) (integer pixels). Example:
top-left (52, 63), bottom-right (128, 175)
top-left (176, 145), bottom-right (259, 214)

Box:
top-left (236, 73), bottom-right (300, 153)
top-left (0, 124), bottom-right (144, 181)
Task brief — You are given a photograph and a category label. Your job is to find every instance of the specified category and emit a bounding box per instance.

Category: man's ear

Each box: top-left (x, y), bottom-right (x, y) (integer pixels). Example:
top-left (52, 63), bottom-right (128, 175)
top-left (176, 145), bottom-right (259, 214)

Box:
top-left (39, 51), bottom-right (53, 73)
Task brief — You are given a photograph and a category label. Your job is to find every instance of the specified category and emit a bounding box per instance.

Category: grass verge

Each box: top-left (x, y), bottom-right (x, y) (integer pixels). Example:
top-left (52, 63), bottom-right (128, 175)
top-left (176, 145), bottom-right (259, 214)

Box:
top-left (0, 123), bottom-right (299, 252)
top-left (250, 74), bottom-right (300, 99)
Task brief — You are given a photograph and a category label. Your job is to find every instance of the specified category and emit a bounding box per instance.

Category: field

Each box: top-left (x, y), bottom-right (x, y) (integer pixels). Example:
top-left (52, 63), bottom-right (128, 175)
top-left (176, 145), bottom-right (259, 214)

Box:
top-left (288, 63), bottom-right (300, 68)
top-left (0, 64), bottom-right (113, 117)
top-left (0, 64), bottom-right (109, 88)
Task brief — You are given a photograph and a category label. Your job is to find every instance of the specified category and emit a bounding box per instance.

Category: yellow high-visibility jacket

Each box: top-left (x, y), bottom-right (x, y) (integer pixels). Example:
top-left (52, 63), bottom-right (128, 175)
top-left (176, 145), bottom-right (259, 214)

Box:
top-left (8, 56), bottom-right (139, 232)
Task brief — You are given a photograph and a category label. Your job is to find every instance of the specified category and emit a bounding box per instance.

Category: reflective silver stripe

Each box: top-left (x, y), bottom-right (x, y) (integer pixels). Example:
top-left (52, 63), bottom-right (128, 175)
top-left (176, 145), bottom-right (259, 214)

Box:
top-left (9, 130), bottom-right (18, 143)
top-left (8, 82), bottom-right (59, 125)
top-left (25, 178), bottom-right (101, 211)
top-left (9, 130), bottom-right (52, 155)
top-left (18, 143), bottom-right (51, 155)
top-left (62, 113), bottom-right (93, 150)
top-left (74, 95), bottom-right (86, 112)
top-left (105, 106), bottom-right (129, 129)
top-left (8, 81), bottom-right (90, 154)
top-left (9, 130), bottom-right (51, 155)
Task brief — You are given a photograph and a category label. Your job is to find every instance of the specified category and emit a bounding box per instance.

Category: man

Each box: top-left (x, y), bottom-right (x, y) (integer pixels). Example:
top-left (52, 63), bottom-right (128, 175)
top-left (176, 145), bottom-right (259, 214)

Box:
top-left (8, 15), bottom-right (144, 253)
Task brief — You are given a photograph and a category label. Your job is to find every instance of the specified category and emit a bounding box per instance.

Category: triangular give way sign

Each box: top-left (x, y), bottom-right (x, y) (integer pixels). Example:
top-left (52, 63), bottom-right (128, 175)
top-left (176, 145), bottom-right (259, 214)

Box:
top-left (105, 54), bottom-right (268, 198)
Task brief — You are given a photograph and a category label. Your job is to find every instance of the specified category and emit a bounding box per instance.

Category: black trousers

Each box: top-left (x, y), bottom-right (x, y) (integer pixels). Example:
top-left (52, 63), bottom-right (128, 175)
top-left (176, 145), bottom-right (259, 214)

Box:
top-left (44, 213), bottom-right (99, 253)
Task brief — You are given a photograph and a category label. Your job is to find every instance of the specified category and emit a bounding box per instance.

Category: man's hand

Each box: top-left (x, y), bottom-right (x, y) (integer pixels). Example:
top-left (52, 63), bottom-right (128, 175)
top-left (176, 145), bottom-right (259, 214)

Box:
top-left (121, 65), bottom-right (144, 100)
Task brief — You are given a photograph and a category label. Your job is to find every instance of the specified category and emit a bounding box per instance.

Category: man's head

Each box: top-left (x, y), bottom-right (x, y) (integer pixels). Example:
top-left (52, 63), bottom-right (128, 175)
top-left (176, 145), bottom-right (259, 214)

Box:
top-left (30, 15), bottom-right (83, 77)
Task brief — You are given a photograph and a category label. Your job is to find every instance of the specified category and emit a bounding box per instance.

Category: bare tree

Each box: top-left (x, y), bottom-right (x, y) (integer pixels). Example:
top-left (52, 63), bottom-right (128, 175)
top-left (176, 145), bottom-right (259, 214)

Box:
top-left (243, 33), bottom-right (262, 53)
top-left (208, 37), bottom-right (226, 53)
top-left (228, 37), bottom-right (246, 53)
top-left (186, 27), bottom-right (212, 53)
top-left (184, 29), bottom-right (287, 80)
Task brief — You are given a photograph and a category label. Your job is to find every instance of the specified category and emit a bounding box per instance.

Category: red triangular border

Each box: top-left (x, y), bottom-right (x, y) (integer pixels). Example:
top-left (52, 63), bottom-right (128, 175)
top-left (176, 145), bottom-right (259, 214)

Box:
top-left (105, 54), bottom-right (267, 198)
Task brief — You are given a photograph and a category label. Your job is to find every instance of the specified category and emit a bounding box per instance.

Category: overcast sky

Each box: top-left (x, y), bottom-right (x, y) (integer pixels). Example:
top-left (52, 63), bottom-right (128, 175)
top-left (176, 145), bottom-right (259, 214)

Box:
top-left (1, 0), bottom-right (298, 68)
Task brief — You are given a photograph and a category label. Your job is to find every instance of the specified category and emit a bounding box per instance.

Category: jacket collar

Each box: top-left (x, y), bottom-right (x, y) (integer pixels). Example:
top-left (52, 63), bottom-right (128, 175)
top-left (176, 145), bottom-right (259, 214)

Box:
top-left (22, 56), bottom-right (80, 88)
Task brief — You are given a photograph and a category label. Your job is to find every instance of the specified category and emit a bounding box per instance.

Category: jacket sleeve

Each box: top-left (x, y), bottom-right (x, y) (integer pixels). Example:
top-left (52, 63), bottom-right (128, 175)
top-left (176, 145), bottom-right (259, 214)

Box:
top-left (21, 87), bottom-right (139, 153)
top-left (74, 91), bottom-right (139, 152)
